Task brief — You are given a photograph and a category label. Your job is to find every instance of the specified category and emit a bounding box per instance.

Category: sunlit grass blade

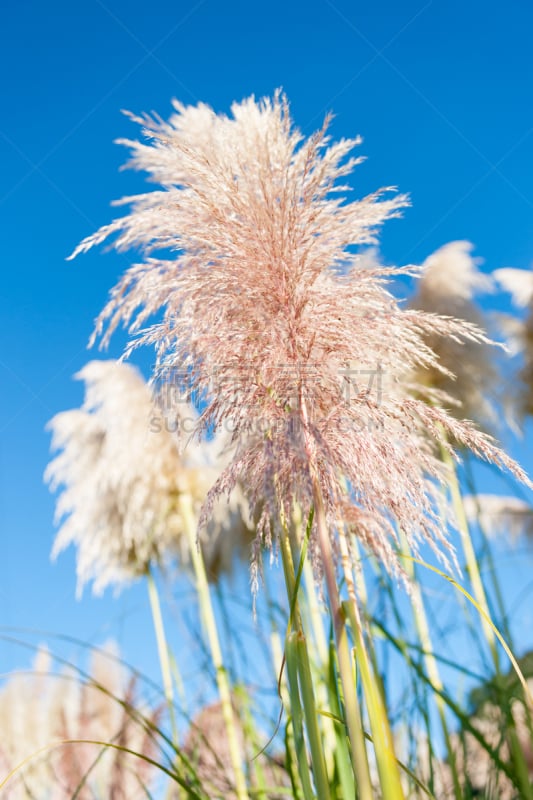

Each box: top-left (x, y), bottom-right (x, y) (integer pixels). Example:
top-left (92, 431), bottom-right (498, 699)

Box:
top-left (325, 639), bottom-right (356, 799)
top-left (342, 599), bottom-right (406, 800)
top-left (405, 555), bottom-right (533, 708)
top-left (294, 633), bottom-right (331, 798)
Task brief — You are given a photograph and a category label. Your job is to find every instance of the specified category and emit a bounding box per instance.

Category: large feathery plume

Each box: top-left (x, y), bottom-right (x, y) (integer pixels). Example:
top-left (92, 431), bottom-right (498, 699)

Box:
top-left (0, 643), bottom-right (161, 799)
top-left (494, 266), bottom-right (533, 419)
top-left (69, 93), bottom-right (531, 591)
top-left (409, 240), bottom-right (504, 432)
top-left (46, 360), bottom-right (252, 595)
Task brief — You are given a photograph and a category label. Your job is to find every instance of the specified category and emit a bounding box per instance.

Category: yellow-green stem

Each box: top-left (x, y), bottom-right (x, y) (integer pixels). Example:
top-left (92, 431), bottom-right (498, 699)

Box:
top-left (463, 457), bottom-right (514, 648)
top-left (262, 570), bottom-right (300, 790)
top-left (399, 532), bottom-right (463, 799)
top-left (440, 452), bottom-right (533, 800)
top-left (292, 505), bottom-right (328, 662)
top-left (311, 483), bottom-right (374, 800)
top-left (285, 632), bottom-right (316, 799)
top-left (293, 507), bottom-right (337, 773)
top-left (179, 495), bottom-right (250, 800)
top-left (280, 530), bottom-right (331, 797)
top-left (295, 633), bottom-right (331, 799)
top-left (146, 568), bottom-right (178, 746)
top-left (336, 526), bottom-right (405, 800)
top-left (440, 444), bottom-right (498, 667)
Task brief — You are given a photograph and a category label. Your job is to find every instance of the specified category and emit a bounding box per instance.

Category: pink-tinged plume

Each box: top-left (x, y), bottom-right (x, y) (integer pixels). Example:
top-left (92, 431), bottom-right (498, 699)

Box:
top-left (70, 92), bottom-right (531, 588)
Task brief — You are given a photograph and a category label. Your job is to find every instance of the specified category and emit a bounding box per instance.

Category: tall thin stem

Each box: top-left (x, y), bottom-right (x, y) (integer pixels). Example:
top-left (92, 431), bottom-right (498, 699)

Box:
top-left (336, 523), bottom-right (406, 800)
top-left (280, 527), bottom-right (331, 798)
top-left (398, 531), bottom-right (463, 799)
top-left (440, 445), bottom-right (533, 800)
top-left (178, 494), bottom-right (250, 800)
top-left (146, 567), bottom-right (178, 746)
top-left (293, 506), bottom-right (337, 773)
top-left (311, 481), bottom-right (374, 800)
top-left (440, 442), bottom-right (498, 667)
top-left (463, 455), bottom-right (514, 649)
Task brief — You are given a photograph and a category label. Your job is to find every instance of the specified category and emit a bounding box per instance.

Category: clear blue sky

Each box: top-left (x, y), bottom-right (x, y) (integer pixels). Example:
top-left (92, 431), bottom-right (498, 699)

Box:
top-left (1, 0), bottom-right (533, 703)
